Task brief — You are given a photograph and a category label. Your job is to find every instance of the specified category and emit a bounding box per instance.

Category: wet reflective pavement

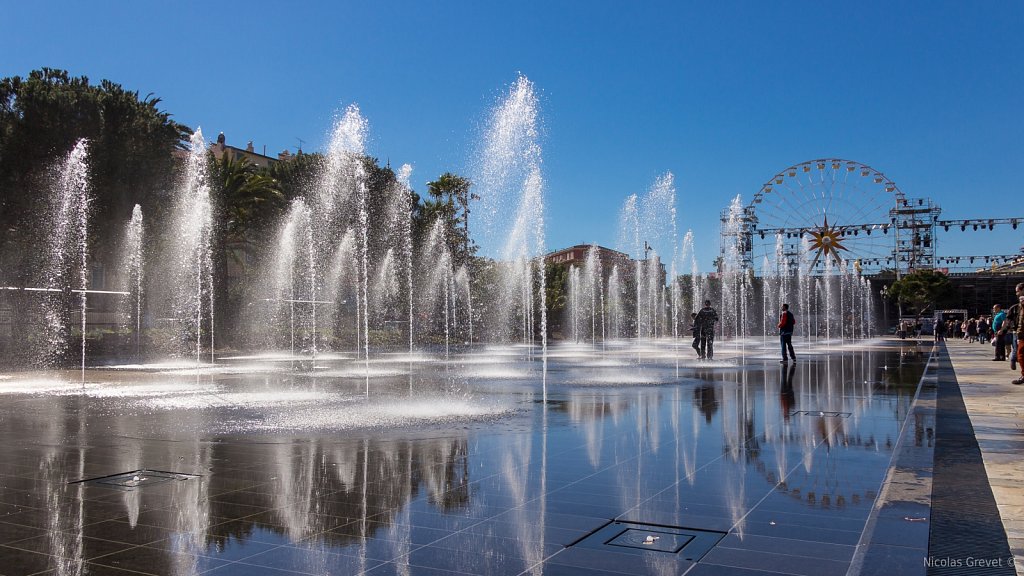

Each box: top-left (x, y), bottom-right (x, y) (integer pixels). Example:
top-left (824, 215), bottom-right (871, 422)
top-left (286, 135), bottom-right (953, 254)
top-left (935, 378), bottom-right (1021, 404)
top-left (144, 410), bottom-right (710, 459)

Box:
top-left (0, 339), bottom-right (928, 575)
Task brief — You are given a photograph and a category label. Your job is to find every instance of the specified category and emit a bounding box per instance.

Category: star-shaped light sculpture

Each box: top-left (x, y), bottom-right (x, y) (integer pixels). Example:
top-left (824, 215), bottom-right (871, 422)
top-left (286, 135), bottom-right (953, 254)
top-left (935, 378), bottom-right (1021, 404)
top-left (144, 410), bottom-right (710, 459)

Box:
top-left (807, 216), bottom-right (849, 268)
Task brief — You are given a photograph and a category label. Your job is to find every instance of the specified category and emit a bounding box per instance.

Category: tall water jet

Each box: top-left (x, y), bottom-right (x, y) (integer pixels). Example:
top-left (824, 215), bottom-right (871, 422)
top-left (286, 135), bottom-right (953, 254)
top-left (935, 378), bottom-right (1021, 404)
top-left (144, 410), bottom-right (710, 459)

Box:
top-left (267, 199), bottom-right (315, 355)
top-left (316, 106), bottom-right (370, 367)
top-left (762, 255), bottom-right (773, 341)
top-left (617, 173), bottom-right (678, 340)
top-left (607, 265), bottom-right (623, 339)
top-left (682, 231), bottom-right (702, 321)
top-left (166, 129), bottom-right (215, 363)
top-left (324, 229), bottom-right (358, 351)
top-left (395, 164), bottom-right (416, 353)
top-left (617, 194), bottom-right (641, 337)
top-left (642, 173), bottom-right (677, 339)
top-left (566, 244), bottom-right (606, 345)
top-left (581, 245), bottom-right (606, 345)
top-left (419, 219), bottom-right (454, 355)
top-left (122, 205), bottom-right (144, 357)
top-left (370, 248), bottom-right (399, 329)
top-left (824, 257), bottom-right (835, 341)
top-left (474, 76), bottom-right (547, 357)
top-left (567, 265), bottom-right (580, 342)
top-left (453, 264), bottom-right (472, 346)
top-left (719, 196), bottom-right (747, 339)
top-left (37, 139), bottom-right (91, 372)
top-left (799, 234), bottom-right (813, 340)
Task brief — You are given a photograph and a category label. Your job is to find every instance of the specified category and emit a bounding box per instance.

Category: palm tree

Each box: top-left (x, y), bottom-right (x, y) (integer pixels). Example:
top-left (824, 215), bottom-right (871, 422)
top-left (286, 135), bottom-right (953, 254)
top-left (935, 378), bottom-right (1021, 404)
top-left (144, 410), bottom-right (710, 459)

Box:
top-left (425, 172), bottom-right (475, 264)
top-left (210, 153), bottom-right (284, 243)
top-left (208, 152), bottom-right (284, 345)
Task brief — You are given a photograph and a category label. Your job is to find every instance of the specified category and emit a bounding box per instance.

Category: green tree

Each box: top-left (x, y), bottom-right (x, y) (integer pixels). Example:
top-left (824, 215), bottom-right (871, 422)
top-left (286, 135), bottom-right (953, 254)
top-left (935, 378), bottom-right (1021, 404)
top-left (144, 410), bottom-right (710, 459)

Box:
top-left (0, 68), bottom-right (189, 279)
top-left (544, 262), bottom-right (570, 339)
top-left (268, 151), bottom-right (324, 203)
top-left (209, 153), bottom-right (284, 243)
top-left (423, 172), bottom-right (476, 265)
top-left (207, 153), bottom-right (286, 346)
top-left (887, 269), bottom-right (954, 317)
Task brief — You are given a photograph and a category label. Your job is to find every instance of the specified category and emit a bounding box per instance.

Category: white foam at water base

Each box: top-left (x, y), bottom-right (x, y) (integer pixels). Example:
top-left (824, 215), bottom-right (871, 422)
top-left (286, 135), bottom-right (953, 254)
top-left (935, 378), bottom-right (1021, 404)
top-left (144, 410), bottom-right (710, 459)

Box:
top-left (565, 370), bottom-right (666, 386)
top-left (0, 379), bottom-right (221, 398)
top-left (104, 361), bottom-right (289, 376)
top-left (80, 381), bottom-right (220, 398)
top-left (247, 396), bottom-right (517, 431)
top-left (306, 366), bottom-right (408, 378)
top-left (0, 379), bottom-right (101, 395)
top-left (143, 390), bottom-right (336, 411)
top-left (217, 352), bottom-right (352, 361)
top-left (457, 366), bottom-right (534, 379)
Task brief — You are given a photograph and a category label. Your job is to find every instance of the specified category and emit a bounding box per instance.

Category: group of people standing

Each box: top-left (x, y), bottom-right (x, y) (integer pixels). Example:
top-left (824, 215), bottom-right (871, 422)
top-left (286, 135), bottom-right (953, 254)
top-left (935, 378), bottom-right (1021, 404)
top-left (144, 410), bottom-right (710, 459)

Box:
top-left (953, 315), bottom-right (997, 343)
top-left (689, 300), bottom-right (796, 363)
top-left (686, 283), bottom-right (1024, 383)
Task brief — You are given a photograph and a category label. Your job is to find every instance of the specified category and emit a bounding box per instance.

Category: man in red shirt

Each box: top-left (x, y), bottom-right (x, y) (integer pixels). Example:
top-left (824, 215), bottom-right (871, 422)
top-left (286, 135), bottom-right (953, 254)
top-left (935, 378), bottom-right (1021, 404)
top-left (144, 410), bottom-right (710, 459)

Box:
top-left (779, 303), bottom-right (796, 364)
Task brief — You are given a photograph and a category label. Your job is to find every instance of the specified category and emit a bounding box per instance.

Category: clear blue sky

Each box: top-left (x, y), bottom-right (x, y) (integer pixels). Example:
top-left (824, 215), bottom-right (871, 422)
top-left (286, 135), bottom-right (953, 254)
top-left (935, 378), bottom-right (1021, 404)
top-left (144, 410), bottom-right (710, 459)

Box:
top-left (4, 0), bottom-right (1022, 270)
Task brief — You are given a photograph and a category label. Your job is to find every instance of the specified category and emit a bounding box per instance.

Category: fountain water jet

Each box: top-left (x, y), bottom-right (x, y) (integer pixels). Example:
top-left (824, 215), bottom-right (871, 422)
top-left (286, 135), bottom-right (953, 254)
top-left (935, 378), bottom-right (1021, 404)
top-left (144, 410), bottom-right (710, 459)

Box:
top-left (122, 205), bottom-right (144, 357)
top-left (37, 139), bottom-right (92, 375)
top-left (473, 76), bottom-right (547, 361)
top-left (165, 130), bottom-right (215, 364)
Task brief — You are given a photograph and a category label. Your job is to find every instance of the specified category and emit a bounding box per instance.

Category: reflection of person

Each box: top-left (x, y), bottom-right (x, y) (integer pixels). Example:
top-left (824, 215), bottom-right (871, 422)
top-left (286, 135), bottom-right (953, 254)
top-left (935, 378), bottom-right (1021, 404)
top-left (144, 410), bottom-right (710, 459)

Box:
top-left (778, 303), bottom-right (796, 364)
top-left (694, 300), bottom-right (719, 360)
top-left (693, 384), bottom-right (718, 424)
top-left (780, 362), bottom-right (796, 421)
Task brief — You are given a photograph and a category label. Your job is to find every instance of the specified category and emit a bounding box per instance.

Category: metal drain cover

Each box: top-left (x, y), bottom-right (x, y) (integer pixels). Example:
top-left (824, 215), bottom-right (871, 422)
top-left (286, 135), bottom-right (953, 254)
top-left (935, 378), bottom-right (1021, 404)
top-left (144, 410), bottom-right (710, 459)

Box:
top-left (572, 520), bottom-right (726, 561)
top-left (791, 410), bottom-right (851, 418)
top-left (71, 469), bottom-right (199, 490)
top-left (608, 528), bottom-right (693, 553)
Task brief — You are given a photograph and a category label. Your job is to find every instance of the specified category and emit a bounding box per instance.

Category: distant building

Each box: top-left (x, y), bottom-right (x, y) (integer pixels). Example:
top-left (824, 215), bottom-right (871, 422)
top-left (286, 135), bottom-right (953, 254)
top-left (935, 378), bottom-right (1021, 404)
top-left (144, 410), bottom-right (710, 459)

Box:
top-left (209, 132), bottom-right (296, 168)
top-left (546, 244), bottom-right (629, 268)
top-left (544, 244), bottom-right (666, 286)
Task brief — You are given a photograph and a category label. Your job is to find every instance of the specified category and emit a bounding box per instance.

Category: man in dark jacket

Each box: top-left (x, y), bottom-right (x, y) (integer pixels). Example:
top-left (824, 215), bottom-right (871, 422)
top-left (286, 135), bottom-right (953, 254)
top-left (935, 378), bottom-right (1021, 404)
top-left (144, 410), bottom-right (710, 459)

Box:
top-left (694, 300), bottom-right (719, 360)
top-left (779, 303), bottom-right (796, 363)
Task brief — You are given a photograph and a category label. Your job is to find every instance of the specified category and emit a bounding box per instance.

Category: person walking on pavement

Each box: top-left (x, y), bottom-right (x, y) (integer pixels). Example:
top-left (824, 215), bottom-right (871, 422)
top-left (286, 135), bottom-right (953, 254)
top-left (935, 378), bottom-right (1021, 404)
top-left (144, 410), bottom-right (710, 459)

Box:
top-left (694, 300), bottom-right (719, 360)
top-left (1013, 283), bottom-right (1024, 385)
top-left (778, 303), bottom-right (796, 363)
top-left (992, 304), bottom-right (1007, 361)
top-left (1003, 299), bottom-right (1019, 371)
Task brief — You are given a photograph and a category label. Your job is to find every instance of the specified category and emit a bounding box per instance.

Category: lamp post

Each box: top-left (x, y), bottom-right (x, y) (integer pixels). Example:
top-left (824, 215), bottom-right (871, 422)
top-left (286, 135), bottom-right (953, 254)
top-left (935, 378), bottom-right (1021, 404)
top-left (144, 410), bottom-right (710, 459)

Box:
top-left (880, 285), bottom-right (889, 337)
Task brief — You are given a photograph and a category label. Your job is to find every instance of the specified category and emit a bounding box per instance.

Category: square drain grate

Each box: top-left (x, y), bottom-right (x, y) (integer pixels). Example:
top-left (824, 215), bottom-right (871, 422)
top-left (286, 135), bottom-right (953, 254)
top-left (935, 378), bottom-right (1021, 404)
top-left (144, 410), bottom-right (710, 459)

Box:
top-left (572, 520), bottom-right (726, 561)
top-left (607, 528), bottom-right (694, 553)
top-left (791, 410), bottom-right (851, 418)
top-left (71, 469), bottom-right (200, 490)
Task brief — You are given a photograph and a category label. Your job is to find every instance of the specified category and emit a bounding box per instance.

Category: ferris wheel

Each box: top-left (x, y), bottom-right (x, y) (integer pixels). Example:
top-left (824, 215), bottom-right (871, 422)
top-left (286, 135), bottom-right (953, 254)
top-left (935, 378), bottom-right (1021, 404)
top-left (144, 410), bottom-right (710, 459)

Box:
top-left (746, 159), bottom-right (904, 275)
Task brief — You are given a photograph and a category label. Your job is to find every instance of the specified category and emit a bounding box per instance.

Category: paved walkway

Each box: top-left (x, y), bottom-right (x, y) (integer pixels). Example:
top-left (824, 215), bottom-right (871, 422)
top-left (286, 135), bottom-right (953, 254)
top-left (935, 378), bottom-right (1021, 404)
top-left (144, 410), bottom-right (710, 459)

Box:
top-left (944, 338), bottom-right (1024, 575)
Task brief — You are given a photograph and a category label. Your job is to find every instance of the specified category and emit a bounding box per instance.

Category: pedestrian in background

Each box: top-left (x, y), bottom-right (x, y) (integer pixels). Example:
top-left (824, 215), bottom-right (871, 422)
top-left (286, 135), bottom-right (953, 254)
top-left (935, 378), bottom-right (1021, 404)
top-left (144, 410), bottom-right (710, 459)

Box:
top-left (1013, 283), bottom-right (1024, 385)
top-left (1002, 299), bottom-right (1019, 371)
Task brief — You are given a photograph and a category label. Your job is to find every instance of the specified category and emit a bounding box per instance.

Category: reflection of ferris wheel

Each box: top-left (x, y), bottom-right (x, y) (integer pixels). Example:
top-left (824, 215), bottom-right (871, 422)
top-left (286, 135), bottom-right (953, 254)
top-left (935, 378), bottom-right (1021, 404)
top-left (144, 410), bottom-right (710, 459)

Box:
top-left (744, 159), bottom-right (906, 275)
